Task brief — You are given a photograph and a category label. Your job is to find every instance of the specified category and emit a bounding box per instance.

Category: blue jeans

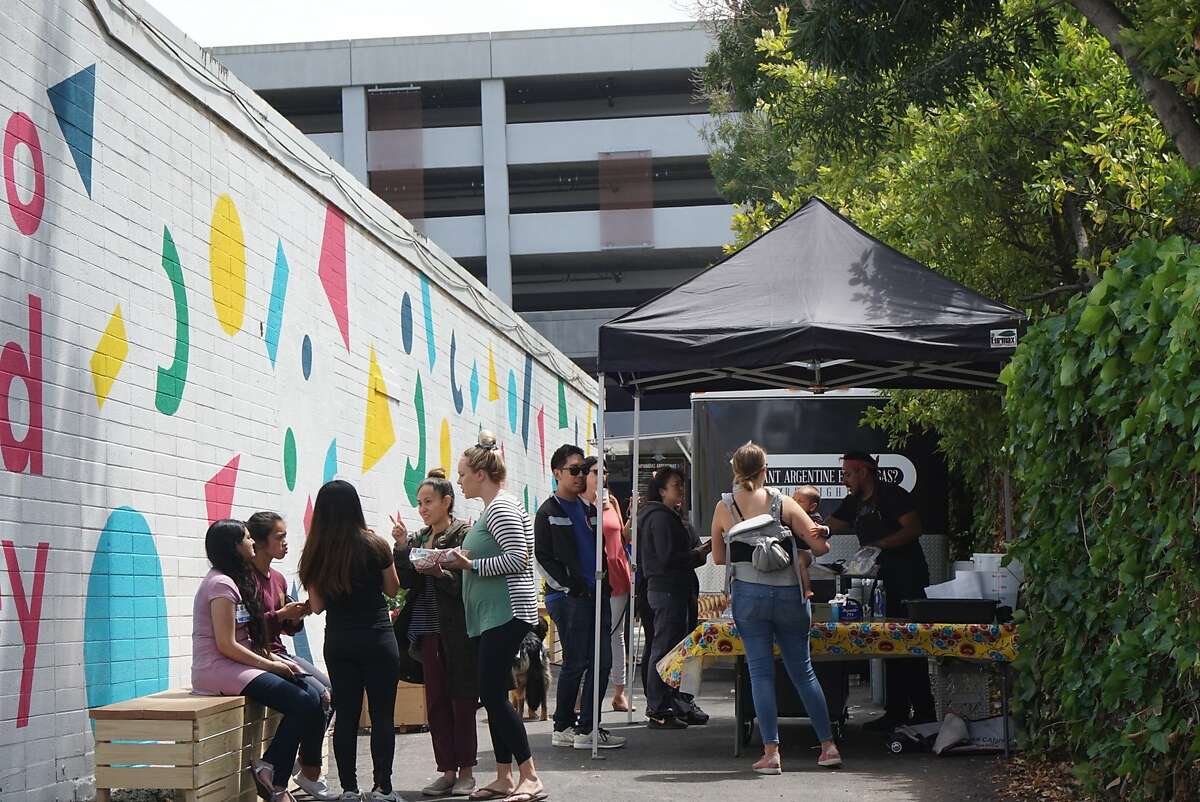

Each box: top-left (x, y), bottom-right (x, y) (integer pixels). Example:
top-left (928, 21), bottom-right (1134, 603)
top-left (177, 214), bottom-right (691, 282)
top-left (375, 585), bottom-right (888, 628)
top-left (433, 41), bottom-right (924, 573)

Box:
top-left (242, 671), bottom-right (326, 783)
top-left (731, 580), bottom-right (833, 745)
top-left (547, 593), bottom-right (612, 734)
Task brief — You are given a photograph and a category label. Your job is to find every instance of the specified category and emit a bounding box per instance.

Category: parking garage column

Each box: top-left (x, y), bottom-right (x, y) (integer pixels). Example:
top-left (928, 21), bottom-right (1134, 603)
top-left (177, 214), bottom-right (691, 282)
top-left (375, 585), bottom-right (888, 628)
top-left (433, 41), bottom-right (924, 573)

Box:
top-left (480, 78), bottom-right (513, 305)
top-left (341, 86), bottom-right (369, 185)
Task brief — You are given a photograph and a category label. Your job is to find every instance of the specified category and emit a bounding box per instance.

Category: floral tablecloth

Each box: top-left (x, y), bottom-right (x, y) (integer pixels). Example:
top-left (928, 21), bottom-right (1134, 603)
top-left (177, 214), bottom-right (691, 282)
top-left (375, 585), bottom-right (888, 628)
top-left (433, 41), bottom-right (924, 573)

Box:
top-left (657, 620), bottom-right (1019, 689)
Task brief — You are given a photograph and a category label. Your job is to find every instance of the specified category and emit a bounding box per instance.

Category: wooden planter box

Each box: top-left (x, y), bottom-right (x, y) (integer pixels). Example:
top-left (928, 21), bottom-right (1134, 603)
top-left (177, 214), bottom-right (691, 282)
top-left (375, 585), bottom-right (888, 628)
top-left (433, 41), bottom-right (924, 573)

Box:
top-left (90, 689), bottom-right (280, 802)
top-left (358, 681), bottom-right (427, 732)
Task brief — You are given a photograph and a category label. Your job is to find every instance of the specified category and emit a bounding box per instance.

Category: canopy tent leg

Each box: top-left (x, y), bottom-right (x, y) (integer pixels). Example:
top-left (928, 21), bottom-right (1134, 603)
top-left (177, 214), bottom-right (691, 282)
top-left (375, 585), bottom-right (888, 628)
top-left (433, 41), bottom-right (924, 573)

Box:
top-left (626, 389), bottom-right (641, 725)
top-left (591, 373), bottom-right (606, 758)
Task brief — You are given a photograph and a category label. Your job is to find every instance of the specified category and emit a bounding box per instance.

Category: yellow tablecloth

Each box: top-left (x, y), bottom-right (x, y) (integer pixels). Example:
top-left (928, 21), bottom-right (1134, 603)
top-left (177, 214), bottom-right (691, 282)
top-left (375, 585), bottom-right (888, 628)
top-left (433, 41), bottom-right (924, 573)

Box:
top-left (657, 620), bottom-right (1019, 688)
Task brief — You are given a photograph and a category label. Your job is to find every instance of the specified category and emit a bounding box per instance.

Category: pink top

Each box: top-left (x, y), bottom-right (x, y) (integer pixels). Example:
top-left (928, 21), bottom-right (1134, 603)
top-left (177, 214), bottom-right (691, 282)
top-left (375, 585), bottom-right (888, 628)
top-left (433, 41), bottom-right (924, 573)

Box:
top-left (602, 502), bottom-right (632, 597)
top-left (191, 569), bottom-right (266, 695)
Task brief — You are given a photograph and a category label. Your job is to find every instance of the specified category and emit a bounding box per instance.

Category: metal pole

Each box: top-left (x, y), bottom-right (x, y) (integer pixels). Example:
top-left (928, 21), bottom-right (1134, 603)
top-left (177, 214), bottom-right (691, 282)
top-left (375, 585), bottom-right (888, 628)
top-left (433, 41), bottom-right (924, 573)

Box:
top-left (591, 374), bottom-right (606, 758)
top-left (626, 389), bottom-right (641, 725)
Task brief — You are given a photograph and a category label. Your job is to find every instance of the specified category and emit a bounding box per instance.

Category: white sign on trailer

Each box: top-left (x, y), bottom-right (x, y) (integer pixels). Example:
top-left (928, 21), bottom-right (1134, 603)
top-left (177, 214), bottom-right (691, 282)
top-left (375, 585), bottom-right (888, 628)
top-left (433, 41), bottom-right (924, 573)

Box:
top-left (764, 453), bottom-right (919, 499)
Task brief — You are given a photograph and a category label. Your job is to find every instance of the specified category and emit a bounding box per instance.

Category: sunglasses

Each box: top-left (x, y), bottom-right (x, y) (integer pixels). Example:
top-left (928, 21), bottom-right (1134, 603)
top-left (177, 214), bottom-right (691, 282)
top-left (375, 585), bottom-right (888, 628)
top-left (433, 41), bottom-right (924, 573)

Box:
top-left (560, 465), bottom-right (586, 476)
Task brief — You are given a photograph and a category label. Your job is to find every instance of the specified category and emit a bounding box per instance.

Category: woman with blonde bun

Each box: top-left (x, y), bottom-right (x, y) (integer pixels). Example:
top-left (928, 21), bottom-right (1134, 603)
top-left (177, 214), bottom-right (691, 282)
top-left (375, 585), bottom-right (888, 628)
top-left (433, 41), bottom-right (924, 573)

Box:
top-left (443, 433), bottom-right (545, 802)
top-left (711, 442), bottom-right (842, 774)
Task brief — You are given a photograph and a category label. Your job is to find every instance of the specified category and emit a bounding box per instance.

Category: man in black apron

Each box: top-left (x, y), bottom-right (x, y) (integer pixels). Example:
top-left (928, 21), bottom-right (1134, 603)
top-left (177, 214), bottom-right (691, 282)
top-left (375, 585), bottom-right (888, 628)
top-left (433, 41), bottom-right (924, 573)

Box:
top-left (827, 452), bottom-right (936, 731)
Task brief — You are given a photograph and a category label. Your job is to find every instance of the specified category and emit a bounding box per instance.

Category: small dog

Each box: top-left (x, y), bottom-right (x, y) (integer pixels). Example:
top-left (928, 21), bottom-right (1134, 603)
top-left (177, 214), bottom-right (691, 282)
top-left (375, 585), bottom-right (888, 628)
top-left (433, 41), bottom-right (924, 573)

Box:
top-left (510, 618), bottom-right (551, 721)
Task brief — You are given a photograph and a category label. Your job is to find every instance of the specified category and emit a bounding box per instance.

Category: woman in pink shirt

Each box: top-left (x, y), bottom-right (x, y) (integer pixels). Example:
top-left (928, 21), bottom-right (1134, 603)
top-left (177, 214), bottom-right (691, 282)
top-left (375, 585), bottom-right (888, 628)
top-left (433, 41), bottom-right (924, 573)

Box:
top-left (582, 457), bottom-right (634, 713)
top-left (191, 519), bottom-right (325, 802)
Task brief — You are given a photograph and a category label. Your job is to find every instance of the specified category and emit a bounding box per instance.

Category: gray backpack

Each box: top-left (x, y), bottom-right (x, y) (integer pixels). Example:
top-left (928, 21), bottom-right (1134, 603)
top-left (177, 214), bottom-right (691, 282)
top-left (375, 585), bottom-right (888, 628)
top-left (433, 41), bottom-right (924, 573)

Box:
top-left (722, 487), bottom-right (812, 595)
top-left (722, 487), bottom-right (792, 573)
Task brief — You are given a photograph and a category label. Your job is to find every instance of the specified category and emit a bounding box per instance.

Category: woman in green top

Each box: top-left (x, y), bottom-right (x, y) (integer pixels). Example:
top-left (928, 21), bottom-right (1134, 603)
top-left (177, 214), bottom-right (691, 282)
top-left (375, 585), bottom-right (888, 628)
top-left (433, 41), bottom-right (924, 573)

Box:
top-left (444, 432), bottom-right (545, 802)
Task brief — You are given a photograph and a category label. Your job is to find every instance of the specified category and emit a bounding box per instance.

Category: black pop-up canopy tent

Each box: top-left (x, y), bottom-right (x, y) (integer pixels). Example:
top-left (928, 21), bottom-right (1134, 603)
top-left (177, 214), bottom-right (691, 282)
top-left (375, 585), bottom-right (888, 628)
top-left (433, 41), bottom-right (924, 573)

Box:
top-left (600, 197), bottom-right (1024, 393)
top-left (579, 197), bottom-right (1027, 755)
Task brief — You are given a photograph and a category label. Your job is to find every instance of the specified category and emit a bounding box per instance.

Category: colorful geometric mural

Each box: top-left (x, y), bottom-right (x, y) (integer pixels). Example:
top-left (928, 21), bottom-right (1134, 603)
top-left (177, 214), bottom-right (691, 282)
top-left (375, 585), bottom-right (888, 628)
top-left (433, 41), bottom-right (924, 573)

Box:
top-left (0, 7), bottom-right (594, 799)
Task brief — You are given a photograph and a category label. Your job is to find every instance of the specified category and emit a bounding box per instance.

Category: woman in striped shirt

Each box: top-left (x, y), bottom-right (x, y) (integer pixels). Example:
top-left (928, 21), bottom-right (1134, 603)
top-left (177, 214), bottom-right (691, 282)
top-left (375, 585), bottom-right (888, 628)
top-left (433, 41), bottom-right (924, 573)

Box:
top-left (444, 431), bottom-right (545, 802)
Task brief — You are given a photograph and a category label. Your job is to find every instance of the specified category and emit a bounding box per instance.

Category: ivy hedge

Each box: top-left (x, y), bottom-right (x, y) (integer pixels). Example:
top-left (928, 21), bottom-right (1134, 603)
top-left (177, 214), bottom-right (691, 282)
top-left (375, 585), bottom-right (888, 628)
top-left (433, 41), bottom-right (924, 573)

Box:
top-left (1001, 237), bottom-right (1200, 800)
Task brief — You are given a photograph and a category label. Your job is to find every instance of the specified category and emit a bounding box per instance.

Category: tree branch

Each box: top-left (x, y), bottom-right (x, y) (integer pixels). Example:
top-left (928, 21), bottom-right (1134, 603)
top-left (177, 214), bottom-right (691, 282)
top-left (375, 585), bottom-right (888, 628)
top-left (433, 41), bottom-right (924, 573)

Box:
top-left (1019, 283), bottom-right (1088, 303)
top-left (1069, 0), bottom-right (1200, 169)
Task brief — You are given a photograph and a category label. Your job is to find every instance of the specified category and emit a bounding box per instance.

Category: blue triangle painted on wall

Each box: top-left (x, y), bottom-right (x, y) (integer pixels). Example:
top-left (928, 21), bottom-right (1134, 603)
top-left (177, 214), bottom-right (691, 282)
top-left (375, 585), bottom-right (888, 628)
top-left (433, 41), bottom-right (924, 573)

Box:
top-left (47, 65), bottom-right (96, 197)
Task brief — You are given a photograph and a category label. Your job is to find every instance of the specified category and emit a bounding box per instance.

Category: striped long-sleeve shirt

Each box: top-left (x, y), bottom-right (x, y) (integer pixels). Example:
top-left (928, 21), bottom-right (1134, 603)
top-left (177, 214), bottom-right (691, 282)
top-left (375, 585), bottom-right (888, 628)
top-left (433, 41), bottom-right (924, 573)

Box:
top-left (462, 492), bottom-right (539, 635)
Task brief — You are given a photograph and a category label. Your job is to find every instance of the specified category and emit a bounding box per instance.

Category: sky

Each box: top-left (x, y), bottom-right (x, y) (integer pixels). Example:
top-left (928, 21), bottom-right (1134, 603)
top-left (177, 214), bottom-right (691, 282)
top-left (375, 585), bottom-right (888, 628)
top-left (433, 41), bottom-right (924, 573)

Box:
top-left (148, 0), bottom-right (700, 47)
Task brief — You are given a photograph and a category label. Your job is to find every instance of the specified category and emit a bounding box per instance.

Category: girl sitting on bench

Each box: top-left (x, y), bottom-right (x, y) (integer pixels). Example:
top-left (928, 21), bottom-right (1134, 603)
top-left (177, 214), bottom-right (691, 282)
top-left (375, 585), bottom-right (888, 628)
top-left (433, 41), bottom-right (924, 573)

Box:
top-left (192, 519), bottom-right (326, 802)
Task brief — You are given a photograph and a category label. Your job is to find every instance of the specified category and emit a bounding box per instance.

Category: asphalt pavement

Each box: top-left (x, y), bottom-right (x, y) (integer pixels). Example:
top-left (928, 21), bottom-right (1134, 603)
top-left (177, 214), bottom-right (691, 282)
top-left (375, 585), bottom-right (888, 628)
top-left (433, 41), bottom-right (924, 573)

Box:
top-left (341, 666), bottom-right (1003, 802)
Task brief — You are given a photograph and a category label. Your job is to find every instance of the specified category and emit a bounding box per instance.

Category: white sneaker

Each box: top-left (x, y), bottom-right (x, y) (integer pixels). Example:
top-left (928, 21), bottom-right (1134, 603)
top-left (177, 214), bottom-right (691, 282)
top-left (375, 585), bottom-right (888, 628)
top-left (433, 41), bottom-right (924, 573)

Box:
top-left (292, 771), bottom-right (334, 800)
top-left (551, 728), bottom-right (575, 747)
top-left (573, 727), bottom-right (626, 749)
top-left (421, 775), bottom-right (455, 797)
top-left (364, 790), bottom-right (397, 802)
top-left (334, 794), bottom-right (359, 802)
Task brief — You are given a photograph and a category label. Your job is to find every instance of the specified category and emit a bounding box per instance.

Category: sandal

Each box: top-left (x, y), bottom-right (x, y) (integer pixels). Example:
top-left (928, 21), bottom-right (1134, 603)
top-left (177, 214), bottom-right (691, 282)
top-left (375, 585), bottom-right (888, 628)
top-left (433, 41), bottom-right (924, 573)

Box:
top-left (469, 789), bottom-right (513, 801)
top-left (249, 760), bottom-right (275, 801)
top-left (503, 792), bottom-right (548, 802)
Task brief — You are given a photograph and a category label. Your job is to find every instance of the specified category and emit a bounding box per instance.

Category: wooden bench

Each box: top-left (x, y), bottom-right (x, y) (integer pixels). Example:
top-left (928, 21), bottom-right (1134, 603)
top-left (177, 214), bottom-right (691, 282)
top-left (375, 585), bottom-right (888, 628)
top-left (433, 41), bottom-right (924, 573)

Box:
top-left (90, 689), bottom-right (282, 802)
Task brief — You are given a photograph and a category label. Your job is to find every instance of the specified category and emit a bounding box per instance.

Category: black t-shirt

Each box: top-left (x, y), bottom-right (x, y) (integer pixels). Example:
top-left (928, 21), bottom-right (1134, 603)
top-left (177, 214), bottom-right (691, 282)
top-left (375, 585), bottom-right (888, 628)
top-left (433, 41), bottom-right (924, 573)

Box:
top-left (832, 482), bottom-right (928, 590)
top-left (324, 546), bottom-right (392, 631)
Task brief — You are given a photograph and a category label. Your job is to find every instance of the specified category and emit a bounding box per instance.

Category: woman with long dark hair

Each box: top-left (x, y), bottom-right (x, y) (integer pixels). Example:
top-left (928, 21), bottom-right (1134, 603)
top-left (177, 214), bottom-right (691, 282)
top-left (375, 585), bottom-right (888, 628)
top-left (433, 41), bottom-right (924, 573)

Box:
top-left (299, 481), bottom-right (401, 802)
top-left (246, 511), bottom-right (333, 800)
top-left (192, 519), bottom-right (325, 802)
top-left (391, 468), bottom-right (478, 798)
top-left (442, 432), bottom-right (545, 802)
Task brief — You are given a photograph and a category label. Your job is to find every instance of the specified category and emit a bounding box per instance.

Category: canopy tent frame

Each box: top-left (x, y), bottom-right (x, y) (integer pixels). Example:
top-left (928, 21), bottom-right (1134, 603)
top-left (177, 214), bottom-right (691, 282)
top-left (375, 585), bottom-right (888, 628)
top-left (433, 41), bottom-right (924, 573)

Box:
top-left (614, 359), bottom-right (1006, 394)
top-left (581, 197), bottom-right (1028, 756)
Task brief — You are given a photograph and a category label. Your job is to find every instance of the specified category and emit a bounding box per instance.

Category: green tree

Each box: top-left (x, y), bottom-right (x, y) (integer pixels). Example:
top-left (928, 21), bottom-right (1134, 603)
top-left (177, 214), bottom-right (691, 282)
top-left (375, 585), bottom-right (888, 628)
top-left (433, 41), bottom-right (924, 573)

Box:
top-left (703, 3), bottom-right (1200, 548)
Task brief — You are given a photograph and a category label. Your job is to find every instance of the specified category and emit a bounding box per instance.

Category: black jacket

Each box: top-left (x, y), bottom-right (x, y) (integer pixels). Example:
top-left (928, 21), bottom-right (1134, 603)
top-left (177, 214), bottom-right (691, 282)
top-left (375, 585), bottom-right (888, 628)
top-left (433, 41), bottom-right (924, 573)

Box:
top-left (393, 520), bottom-right (478, 698)
top-left (534, 495), bottom-right (609, 599)
top-left (638, 501), bottom-right (707, 594)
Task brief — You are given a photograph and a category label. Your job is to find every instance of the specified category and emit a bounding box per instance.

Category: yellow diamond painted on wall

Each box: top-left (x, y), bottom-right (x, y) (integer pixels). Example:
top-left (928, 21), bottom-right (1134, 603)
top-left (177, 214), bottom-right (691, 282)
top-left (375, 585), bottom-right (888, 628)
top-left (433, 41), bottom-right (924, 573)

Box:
top-left (90, 305), bottom-right (128, 408)
top-left (362, 345), bottom-right (396, 473)
top-left (585, 404), bottom-right (594, 455)
top-left (439, 418), bottom-right (452, 477)
top-left (487, 343), bottom-right (499, 401)
top-left (210, 193), bottom-right (247, 336)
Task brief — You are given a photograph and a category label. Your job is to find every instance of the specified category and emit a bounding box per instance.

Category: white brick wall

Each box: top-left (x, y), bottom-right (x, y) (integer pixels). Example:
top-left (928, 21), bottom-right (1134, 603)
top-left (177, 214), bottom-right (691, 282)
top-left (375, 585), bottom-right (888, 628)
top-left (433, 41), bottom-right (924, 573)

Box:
top-left (0, 1), bottom-right (596, 799)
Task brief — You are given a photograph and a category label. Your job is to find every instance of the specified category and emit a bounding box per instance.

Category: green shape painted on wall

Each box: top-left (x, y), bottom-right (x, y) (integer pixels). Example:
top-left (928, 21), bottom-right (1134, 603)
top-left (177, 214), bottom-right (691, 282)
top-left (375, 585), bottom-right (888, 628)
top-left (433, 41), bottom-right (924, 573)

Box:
top-left (283, 428), bottom-right (297, 491)
top-left (155, 226), bottom-right (189, 415)
top-left (557, 378), bottom-right (568, 428)
top-left (403, 373), bottom-right (427, 505)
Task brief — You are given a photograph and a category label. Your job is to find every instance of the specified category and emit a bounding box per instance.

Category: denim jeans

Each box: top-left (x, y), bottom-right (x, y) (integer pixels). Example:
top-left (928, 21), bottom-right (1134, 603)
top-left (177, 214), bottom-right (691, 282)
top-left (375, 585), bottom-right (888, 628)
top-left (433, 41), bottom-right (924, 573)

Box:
top-left (546, 593), bottom-right (611, 734)
top-left (731, 580), bottom-right (832, 744)
top-left (241, 671), bottom-right (326, 784)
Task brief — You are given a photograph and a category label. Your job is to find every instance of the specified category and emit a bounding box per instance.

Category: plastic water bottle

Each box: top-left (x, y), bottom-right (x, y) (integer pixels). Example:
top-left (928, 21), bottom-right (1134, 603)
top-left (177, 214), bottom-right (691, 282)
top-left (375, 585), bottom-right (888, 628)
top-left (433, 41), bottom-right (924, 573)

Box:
top-left (872, 585), bottom-right (886, 620)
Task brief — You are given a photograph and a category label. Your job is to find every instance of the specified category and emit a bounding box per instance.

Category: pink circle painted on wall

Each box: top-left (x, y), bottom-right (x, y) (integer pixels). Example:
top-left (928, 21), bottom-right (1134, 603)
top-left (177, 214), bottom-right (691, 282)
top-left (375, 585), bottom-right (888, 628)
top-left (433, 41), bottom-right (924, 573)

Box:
top-left (3, 112), bottom-right (45, 235)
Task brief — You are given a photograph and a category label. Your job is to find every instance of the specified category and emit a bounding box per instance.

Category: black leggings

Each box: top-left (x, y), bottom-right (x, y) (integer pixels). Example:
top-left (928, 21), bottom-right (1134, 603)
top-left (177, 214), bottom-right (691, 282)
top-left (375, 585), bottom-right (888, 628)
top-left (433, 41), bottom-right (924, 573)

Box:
top-left (325, 627), bottom-right (401, 793)
top-left (477, 617), bottom-right (533, 765)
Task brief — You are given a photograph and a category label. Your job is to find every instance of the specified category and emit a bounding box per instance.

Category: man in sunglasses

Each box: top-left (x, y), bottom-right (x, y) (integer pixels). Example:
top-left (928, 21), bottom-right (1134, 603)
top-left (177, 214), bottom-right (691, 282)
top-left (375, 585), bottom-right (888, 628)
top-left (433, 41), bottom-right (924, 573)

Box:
top-left (535, 444), bottom-right (625, 750)
top-left (827, 451), bottom-right (935, 732)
